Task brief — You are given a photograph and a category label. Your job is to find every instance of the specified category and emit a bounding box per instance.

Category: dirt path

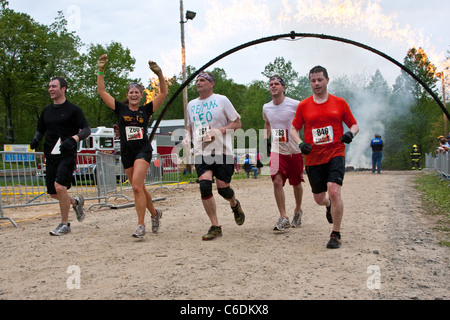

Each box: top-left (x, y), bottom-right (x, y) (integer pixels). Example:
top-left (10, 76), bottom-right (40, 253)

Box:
top-left (0, 170), bottom-right (448, 300)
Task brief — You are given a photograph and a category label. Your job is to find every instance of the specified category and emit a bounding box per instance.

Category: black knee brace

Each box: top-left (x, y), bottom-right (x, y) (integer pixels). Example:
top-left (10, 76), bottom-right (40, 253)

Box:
top-left (199, 180), bottom-right (213, 200)
top-left (218, 186), bottom-right (234, 200)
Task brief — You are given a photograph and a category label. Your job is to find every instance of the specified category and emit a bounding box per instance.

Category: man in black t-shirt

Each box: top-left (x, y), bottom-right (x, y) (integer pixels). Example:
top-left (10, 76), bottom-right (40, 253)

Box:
top-left (30, 77), bottom-right (91, 236)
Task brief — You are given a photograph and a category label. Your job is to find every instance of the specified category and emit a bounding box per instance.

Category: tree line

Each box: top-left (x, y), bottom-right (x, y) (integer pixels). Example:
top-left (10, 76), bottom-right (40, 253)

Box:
top-left (1, 4), bottom-right (448, 169)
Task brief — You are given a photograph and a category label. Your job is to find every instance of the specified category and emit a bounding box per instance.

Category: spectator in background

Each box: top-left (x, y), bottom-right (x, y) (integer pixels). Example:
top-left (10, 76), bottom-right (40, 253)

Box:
top-left (410, 145), bottom-right (422, 169)
top-left (234, 155), bottom-right (240, 173)
top-left (370, 134), bottom-right (383, 174)
top-left (436, 136), bottom-right (450, 156)
top-left (256, 150), bottom-right (263, 174)
top-left (244, 154), bottom-right (258, 179)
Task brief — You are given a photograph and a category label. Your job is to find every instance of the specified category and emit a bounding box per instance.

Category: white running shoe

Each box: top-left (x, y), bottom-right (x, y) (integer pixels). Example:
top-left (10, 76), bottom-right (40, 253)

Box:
top-left (132, 224), bottom-right (146, 238)
top-left (49, 223), bottom-right (71, 236)
top-left (291, 210), bottom-right (303, 228)
top-left (73, 196), bottom-right (85, 222)
top-left (151, 209), bottom-right (162, 233)
top-left (273, 217), bottom-right (290, 232)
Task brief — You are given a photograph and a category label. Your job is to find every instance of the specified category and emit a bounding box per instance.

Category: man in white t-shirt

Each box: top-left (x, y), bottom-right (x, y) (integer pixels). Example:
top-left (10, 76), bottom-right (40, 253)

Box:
top-left (184, 72), bottom-right (245, 240)
top-left (263, 75), bottom-right (305, 232)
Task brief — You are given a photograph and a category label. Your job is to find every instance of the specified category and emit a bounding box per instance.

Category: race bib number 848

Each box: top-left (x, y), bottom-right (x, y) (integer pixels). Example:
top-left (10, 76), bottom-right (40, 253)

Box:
top-left (312, 126), bottom-right (333, 145)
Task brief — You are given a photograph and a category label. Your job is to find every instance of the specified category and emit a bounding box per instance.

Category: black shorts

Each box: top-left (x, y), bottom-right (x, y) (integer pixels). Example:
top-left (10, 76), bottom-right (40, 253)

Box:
top-left (121, 144), bottom-right (153, 169)
top-left (305, 156), bottom-right (346, 194)
top-left (195, 154), bottom-right (234, 183)
top-left (45, 155), bottom-right (76, 194)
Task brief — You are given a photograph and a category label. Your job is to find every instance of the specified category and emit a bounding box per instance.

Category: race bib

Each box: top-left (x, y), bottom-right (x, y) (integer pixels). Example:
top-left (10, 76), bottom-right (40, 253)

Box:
top-left (196, 126), bottom-right (212, 142)
top-left (125, 126), bottom-right (144, 141)
top-left (312, 126), bottom-right (333, 145)
top-left (272, 129), bottom-right (289, 143)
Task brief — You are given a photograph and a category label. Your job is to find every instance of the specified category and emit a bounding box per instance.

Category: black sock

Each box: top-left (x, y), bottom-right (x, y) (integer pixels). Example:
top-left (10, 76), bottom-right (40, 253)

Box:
top-left (331, 231), bottom-right (341, 238)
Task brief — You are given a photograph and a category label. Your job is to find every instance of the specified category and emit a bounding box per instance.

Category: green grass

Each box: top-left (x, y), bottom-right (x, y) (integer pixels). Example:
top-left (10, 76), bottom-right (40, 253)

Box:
top-left (414, 171), bottom-right (450, 247)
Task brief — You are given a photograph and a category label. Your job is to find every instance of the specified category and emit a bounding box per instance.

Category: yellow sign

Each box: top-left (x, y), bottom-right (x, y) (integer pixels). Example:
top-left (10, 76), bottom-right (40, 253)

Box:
top-left (4, 144), bottom-right (33, 152)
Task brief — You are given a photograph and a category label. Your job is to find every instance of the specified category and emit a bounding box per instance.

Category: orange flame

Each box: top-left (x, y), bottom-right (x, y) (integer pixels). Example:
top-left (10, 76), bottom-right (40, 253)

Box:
top-left (143, 76), bottom-right (174, 104)
top-left (408, 47), bottom-right (437, 76)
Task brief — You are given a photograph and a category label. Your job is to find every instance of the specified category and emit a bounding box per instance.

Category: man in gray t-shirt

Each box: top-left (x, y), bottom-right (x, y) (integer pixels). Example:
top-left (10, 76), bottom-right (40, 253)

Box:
top-left (263, 75), bottom-right (305, 232)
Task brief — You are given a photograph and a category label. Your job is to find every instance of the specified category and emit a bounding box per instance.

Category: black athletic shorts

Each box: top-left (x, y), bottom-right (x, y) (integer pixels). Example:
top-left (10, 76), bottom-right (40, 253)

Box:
top-left (195, 154), bottom-right (234, 183)
top-left (121, 144), bottom-right (153, 170)
top-left (45, 155), bottom-right (76, 194)
top-left (305, 156), bottom-right (346, 194)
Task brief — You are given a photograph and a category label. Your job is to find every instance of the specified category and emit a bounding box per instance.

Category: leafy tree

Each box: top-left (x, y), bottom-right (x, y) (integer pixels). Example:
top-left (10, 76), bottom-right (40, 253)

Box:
top-left (384, 47), bottom-right (440, 169)
top-left (0, 4), bottom-right (83, 143)
top-left (0, 4), bottom-right (49, 143)
top-left (71, 42), bottom-right (137, 127)
top-left (261, 57), bottom-right (299, 96)
top-left (239, 80), bottom-right (270, 131)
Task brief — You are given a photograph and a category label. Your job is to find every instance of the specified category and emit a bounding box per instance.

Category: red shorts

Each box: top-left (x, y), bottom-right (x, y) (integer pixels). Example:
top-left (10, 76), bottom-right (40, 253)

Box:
top-left (269, 152), bottom-right (305, 186)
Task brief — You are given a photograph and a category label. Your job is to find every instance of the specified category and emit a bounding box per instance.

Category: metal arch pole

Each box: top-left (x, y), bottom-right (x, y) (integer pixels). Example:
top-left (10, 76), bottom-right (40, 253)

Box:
top-left (150, 32), bottom-right (449, 141)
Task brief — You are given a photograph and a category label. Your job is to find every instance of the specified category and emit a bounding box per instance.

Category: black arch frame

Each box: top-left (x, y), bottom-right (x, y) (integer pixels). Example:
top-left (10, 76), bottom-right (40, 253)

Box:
top-left (150, 31), bottom-right (448, 141)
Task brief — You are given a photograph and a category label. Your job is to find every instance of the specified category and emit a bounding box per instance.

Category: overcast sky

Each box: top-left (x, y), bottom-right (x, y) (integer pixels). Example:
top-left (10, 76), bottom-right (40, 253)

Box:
top-left (8, 0), bottom-right (450, 88)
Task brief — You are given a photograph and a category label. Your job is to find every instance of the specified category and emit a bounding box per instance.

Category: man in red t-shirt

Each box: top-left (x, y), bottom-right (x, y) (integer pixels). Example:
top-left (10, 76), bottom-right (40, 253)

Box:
top-left (290, 66), bottom-right (359, 249)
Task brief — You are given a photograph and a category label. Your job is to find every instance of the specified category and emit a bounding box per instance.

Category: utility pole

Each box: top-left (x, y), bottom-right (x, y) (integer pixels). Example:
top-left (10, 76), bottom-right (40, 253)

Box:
top-left (436, 71), bottom-right (448, 135)
top-left (180, 0), bottom-right (188, 130)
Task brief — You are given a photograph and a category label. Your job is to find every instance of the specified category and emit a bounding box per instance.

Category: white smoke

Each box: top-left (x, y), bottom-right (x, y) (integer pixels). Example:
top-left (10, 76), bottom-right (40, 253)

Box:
top-left (329, 73), bottom-right (388, 169)
top-left (345, 90), bottom-right (386, 169)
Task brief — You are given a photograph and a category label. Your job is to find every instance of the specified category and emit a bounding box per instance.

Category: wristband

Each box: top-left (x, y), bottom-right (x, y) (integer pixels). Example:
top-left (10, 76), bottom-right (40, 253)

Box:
top-left (98, 71), bottom-right (105, 75)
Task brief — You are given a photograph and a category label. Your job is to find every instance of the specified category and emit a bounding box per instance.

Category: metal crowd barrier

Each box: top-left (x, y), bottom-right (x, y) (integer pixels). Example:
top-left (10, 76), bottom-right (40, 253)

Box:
top-left (0, 151), bottom-right (49, 227)
top-left (114, 153), bottom-right (182, 193)
top-left (157, 153), bottom-right (184, 191)
top-left (0, 151), bottom-right (183, 227)
top-left (425, 152), bottom-right (450, 182)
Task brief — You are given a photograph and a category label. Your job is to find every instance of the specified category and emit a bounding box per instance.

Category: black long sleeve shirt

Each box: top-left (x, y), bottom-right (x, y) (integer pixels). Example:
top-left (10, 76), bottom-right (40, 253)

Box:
top-left (36, 100), bottom-right (90, 156)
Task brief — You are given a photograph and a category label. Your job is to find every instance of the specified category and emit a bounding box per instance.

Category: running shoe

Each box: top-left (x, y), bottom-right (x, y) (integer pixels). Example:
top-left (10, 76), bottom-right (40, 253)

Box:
top-left (132, 224), bottom-right (146, 238)
top-left (291, 210), bottom-right (303, 228)
top-left (73, 196), bottom-right (85, 222)
top-left (151, 209), bottom-right (163, 233)
top-left (231, 199), bottom-right (245, 226)
top-left (273, 217), bottom-right (290, 232)
top-left (326, 232), bottom-right (342, 249)
top-left (326, 199), bottom-right (333, 224)
top-left (202, 225), bottom-right (222, 240)
top-left (49, 223), bottom-right (71, 236)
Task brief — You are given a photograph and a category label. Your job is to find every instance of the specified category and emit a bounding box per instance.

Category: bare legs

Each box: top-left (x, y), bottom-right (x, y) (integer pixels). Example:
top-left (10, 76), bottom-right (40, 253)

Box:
top-left (125, 159), bottom-right (157, 226)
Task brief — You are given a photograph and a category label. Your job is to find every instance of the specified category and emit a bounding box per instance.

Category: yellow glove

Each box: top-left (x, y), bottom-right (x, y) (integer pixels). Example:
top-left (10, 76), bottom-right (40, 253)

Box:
top-left (97, 54), bottom-right (108, 73)
top-left (149, 60), bottom-right (162, 75)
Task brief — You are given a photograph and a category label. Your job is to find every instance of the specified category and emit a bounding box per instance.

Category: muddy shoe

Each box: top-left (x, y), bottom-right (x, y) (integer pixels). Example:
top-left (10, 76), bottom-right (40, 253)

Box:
top-left (202, 225), bottom-right (222, 241)
top-left (326, 232), bottom-right (342, 249)
top-left (231, 199), bottom-right (245, 226)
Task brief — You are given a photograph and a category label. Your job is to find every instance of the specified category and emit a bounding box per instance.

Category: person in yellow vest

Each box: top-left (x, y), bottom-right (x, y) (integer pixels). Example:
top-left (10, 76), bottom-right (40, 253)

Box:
top-left (410, 145), bottom-right (421, 170)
